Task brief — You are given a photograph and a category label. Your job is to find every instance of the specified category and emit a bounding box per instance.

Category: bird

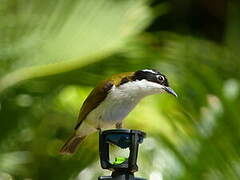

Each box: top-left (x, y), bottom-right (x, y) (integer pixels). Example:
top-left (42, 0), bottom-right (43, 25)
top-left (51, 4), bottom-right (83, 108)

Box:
top-left (60, 69), bottom-right (177, 154)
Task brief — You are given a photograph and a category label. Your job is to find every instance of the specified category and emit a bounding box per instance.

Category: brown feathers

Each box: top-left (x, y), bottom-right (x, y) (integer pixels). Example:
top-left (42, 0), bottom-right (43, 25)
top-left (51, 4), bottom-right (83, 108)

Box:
top-left (75, 72), bottom-right (134, 130)
top-left (60, 133), bottom-right (86, 154)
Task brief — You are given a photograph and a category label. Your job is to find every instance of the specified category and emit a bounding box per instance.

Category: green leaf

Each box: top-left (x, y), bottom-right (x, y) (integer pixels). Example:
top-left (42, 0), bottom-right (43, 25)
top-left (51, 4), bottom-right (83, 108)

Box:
top-left (0, 0), bottom-right (152, 93)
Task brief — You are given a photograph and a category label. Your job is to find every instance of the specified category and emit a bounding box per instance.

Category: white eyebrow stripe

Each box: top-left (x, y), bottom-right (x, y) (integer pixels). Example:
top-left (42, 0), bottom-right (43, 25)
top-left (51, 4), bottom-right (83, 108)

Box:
top-left (142, 69), bottom-right (157, 74)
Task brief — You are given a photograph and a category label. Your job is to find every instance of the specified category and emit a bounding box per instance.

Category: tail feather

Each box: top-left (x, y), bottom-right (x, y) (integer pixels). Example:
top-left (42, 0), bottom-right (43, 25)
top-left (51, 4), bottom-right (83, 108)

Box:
top-left (60, 133), bottom-right (86, 155)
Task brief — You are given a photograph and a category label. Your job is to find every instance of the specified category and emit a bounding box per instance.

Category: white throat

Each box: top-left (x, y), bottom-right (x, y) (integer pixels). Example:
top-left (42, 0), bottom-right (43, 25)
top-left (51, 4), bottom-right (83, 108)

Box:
top-left (114, 79), bottom-right (165, 98)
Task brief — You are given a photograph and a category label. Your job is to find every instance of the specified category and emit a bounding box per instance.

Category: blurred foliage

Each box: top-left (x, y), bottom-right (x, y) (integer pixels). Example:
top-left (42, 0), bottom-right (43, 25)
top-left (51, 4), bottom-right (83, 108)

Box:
top-left (0, 0), bottom-right (240, 180)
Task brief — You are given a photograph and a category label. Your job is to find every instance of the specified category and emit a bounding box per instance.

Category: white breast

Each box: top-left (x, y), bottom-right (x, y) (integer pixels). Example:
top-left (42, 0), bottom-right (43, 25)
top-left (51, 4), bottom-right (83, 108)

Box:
top-left (85, 86), bottom-right (140, 128)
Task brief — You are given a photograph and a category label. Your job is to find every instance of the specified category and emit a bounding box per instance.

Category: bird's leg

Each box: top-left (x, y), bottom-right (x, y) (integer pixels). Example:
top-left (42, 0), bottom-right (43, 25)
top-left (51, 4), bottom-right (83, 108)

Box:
top-left (115, 122), bottom-right (122, 129)
top-left (96, 127), bottom-right (102, 133)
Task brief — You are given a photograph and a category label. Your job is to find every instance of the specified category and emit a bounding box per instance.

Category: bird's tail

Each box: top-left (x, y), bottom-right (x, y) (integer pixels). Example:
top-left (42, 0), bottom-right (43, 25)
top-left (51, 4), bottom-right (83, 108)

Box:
top-left (60, 133), bottom-right (86, 155)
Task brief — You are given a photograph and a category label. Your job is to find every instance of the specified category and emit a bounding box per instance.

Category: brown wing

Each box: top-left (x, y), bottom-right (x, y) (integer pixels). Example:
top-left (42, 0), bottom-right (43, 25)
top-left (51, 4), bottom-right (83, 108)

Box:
top-left (74, 72), bottom-right (134, 130)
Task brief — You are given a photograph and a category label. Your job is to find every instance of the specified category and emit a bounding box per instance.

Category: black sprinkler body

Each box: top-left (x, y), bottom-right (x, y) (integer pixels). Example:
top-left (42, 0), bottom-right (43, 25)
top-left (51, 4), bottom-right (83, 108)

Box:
top-left (98, 129), bottom-right (147, 180)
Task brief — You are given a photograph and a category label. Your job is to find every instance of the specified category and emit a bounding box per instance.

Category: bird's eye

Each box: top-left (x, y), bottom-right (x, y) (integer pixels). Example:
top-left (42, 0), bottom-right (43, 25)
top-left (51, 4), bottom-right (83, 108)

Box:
top-left (157, 75), bottom-right (165, 82)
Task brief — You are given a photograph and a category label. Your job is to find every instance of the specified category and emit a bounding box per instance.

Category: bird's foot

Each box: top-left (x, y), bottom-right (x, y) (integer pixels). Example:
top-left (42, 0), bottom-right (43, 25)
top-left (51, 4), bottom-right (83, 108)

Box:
top-left (115, 122), bottom-right (122, 129)
top-left (96, 127), bottom-right (102, 133)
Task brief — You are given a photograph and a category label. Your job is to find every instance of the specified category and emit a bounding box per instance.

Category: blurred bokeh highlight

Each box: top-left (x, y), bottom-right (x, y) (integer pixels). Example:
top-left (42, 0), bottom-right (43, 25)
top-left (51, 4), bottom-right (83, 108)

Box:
top-left (0, 0), bottom-right (240, 179)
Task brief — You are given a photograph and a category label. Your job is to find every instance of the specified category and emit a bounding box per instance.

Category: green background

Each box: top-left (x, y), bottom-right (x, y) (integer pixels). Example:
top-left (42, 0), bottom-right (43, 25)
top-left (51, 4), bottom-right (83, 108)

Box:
top-left (0, 0), bottom-right (240, 179)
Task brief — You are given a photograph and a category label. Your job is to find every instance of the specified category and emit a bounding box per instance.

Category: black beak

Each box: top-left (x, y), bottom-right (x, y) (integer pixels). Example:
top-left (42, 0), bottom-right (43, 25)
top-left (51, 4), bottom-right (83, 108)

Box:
top-left (164, 86), bottom-right (178, 97)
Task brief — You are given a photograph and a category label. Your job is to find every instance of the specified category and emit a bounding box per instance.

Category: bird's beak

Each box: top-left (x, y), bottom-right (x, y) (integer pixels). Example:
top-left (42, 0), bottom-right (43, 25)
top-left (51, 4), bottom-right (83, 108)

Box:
top-left (163, 86), bottom-right (178, 97)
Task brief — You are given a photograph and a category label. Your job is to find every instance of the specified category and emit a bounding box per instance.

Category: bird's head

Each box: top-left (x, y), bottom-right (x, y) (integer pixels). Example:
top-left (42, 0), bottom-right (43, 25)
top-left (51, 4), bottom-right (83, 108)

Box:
top-left (122, 69), bottom-right (177, 97)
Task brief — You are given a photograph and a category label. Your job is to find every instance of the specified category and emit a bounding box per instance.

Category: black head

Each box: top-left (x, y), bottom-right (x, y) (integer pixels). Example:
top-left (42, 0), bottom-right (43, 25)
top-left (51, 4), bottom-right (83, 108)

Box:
top-left (132, 69), bottom-right (169, 86)
top-left (132, 69), bottom-right (177, 97)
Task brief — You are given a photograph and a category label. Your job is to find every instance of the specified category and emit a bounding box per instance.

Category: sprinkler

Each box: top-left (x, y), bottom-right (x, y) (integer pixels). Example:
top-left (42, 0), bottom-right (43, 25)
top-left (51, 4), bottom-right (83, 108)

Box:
top-left (98, 129), bottom-right (147, 180)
